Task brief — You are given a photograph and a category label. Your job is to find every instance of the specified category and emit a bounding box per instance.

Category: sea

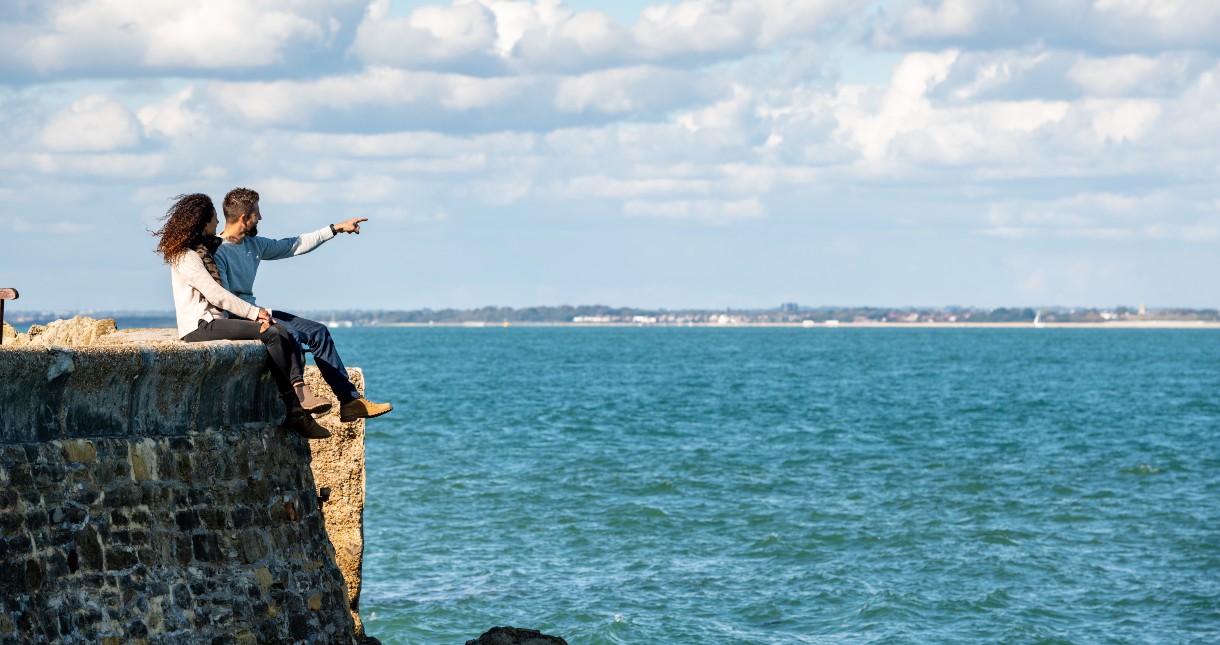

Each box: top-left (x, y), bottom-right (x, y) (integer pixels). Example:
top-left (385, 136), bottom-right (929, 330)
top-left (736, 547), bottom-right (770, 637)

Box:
top-left (330, 327), bottom-right (1220, 644)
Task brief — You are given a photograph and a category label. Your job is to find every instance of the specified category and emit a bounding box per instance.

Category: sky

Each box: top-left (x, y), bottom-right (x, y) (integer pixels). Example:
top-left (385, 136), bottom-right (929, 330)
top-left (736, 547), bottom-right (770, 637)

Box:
top-left (1, 0), bottom-right (1219, 313)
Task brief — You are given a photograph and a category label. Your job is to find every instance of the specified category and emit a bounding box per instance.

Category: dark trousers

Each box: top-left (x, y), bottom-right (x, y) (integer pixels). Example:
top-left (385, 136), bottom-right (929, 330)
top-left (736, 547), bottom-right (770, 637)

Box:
top-left (183, 318), bottom-right (299, 396)
top-left (272, 310), bottom-right (360, 403)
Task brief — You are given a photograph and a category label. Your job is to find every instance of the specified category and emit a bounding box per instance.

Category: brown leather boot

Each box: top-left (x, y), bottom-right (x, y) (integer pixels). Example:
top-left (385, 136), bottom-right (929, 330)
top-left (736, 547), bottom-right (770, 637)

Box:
top-left (285, 406), bottom-right (331, 439)
top-left (294, 381), bottom-right (332, 415)
top-left (339, 398), bottom-right (394, 423)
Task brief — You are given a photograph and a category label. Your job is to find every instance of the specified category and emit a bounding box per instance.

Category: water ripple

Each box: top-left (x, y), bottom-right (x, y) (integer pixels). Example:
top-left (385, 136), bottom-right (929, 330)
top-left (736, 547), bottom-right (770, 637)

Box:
top-left (337, 328), bottom-right (1220, 644)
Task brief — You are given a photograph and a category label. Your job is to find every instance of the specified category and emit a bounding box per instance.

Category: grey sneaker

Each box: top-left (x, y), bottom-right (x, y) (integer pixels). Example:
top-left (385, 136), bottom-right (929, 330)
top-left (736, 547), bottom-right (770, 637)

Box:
top-left (294, 381), bottom-right (333, 415)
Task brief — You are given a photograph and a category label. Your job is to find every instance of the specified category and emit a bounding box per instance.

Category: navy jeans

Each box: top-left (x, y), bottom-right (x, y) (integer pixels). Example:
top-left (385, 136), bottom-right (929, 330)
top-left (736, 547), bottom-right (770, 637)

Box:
top-left (272, 310), bottom-right (360, 403)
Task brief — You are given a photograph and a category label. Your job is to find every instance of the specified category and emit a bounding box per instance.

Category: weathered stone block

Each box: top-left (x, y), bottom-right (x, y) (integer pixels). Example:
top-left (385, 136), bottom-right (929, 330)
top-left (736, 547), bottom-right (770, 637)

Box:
top-left (239, 529), bottom-right (270, 565)
top-left (231, 505), bottom-right (253, 529)
top-left (128, 441), bottom-right (158, 481)
top-left (129, 508), bottom-right (153, 526)
top-left (254, 567), bottom-right (274, 596)
top-left (5, 532), bottom-right (31, 554)
top-left (105, 547), bottom-right (137, 571)
top-left (139, 481), bottom-right (172, 507)
top-left (70, 486), bottom-right (101, 506)
top-left (6, 461), bottom-right (32, 489)
top-left (63, 439), bottom-right (97, 463)
top-left (65, 505), bottom-right (87, 523)
top-left (192, 533), bottom-right (222, 562)
top-left (199, 507), bottom-right (228, 530)
top-left (178, 510), bottom-right (202, 532)
top-left (0, 510), bottom-right (22, 535)
top-left (24, 507), bottom-right (47, 529)
top-left (106, 483), bottom-right (140, 508)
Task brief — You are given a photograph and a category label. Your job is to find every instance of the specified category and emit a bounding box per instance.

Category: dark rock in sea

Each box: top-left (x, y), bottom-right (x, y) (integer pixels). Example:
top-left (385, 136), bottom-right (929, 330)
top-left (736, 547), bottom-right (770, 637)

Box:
top-left (466, 626), bottom-right (568, 645)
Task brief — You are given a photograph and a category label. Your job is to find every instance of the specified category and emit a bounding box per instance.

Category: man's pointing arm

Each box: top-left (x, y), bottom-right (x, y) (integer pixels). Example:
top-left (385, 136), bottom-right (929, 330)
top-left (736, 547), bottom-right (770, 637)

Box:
top-left (260, 218), bottom-right (369, 261)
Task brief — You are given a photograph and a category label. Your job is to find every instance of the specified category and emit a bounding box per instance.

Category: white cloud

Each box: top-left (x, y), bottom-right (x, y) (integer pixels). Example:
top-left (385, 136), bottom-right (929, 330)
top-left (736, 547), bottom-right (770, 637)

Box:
top-left (349, 0), bottom-right (866, 74)
top-left (1066, 54), bottom-right (1193, 97)
top-left (41, 94), bottom-right (141, 152)
top-left (257, 178), bottom-right (328, 205)
top-left (139, 3), bottom-right (329, 68)
top-left (553, 65), bottom-right (700, 114)
top-left (1081, 99), bottom-right (1161, 144)
top-left (3, 0), bottom-right (362, 76)
top-left (978, 192), bottom-right (1214, 241)
top-left (874, 0), bottom-right (1220, 51)
top-left (555, 175), bottom-right (713, 199)
top-left (885, 0), bottom-right (1018, 40)
top-left (633, 1), bottom-right (759, 58)
top-left (623, 197), bottom-right (764, 222)
top-left (675, 84), bottom-right (755, 134)
top-left (1091, 0), bottom-right (1220, 48)
top-left (942, 50), bottom-right (1058, 101)
top-left (634, 0), bottom-right (865, 56)
top-left (206, 67), bottom-right (536, 127)
top-left (510, 7), bottom-right (629, 71)
top-left (832, 50), bottom-right (961, 162)
top-left (137, 86), bottom-right (207, 139)
top-left (291, 130), bottom-right (535, 158)
top-left (350, 0), bottom-right (501, 71)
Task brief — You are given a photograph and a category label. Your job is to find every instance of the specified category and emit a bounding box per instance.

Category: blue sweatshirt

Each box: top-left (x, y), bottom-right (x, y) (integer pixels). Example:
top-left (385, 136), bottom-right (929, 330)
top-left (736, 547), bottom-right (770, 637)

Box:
top-left (213, 226), bottom-right (336, 307)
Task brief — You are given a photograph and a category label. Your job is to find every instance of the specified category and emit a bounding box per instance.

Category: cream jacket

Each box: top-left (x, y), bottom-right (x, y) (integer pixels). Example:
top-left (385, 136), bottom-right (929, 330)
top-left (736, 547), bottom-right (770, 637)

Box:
top-left (169, 251), bottom-right (260, 339)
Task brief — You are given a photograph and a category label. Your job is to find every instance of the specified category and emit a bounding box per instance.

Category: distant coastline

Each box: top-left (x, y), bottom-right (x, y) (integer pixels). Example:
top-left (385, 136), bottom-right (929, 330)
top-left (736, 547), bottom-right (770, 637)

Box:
top-left (379, 320), bottom-right (1220, 329)
top-left (6, 304), bottom-right (1218, 332)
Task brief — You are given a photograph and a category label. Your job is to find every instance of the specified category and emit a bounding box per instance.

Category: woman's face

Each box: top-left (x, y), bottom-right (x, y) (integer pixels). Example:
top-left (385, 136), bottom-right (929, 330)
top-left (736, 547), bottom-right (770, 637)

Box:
top-left (203, 211), bottom-right (219, 236)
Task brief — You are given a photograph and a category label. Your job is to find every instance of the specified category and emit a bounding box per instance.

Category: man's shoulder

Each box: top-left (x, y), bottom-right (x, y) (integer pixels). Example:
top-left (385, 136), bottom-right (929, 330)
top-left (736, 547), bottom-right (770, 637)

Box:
top-left (214, 240), bottom-right (238, 258)
top-left (218, 237), bottom-right (269, 253)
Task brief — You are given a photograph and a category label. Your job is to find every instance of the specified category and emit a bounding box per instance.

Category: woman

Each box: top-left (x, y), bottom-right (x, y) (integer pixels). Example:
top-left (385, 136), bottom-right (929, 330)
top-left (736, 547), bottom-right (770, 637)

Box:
top-left (154, 193), bottom-right (329, 439)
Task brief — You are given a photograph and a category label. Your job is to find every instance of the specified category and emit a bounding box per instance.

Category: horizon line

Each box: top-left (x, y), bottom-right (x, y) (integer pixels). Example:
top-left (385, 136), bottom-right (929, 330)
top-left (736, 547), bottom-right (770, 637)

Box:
top-left (5, 304), bottom-right (1218, 315)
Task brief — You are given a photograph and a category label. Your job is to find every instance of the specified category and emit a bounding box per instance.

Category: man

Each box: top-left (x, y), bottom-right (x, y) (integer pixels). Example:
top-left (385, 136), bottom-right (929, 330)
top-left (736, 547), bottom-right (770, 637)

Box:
top-left (213, 187), bottom-right (393, 423)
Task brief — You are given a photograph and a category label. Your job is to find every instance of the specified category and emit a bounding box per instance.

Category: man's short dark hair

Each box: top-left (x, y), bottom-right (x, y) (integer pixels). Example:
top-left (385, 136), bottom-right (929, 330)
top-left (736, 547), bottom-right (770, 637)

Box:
top-left (223, 187), bottom-right (260, 223)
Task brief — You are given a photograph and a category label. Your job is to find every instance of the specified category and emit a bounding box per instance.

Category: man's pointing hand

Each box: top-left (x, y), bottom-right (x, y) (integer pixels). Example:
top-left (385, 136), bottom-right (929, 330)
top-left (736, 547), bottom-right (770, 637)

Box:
top-left (333, 218), bottom-right (368, 234)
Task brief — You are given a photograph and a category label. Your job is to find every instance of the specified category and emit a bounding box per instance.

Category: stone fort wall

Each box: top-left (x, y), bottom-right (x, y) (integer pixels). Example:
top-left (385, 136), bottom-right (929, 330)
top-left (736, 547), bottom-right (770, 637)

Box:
top-left (0, 327), bottom-right (367, 644)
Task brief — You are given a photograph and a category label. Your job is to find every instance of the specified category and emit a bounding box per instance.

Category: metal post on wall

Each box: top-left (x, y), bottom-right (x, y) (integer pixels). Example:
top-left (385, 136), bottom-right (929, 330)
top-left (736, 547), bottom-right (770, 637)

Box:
top-left (0, 288), bottom-right (18, 345)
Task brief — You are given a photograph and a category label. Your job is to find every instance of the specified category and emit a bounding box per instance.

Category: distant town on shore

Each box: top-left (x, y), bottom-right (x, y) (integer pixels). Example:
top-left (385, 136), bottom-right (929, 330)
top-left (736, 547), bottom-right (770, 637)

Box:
top-left (8, 304), bottom-right (1219, 331)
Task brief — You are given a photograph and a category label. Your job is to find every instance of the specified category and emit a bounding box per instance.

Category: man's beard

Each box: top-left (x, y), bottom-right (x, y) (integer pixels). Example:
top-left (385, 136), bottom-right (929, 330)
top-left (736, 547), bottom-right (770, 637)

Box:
top-left (246, 222), bottom-right (258, 237)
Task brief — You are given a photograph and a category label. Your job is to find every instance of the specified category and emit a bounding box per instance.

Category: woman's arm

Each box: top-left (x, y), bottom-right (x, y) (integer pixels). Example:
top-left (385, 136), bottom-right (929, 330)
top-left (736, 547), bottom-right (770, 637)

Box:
top-left (176, 253), bottom-right (261, 320)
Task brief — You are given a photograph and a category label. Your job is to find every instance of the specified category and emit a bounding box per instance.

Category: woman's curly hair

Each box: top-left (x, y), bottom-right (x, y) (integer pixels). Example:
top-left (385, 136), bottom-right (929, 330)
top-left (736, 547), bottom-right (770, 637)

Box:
top-left (154, 193), bottom-right (216, 264)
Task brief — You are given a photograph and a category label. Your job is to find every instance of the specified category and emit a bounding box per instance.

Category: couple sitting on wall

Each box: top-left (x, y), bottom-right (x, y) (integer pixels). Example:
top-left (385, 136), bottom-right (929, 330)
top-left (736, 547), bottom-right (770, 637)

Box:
top-left (154, 188), bottom-right (393, 439)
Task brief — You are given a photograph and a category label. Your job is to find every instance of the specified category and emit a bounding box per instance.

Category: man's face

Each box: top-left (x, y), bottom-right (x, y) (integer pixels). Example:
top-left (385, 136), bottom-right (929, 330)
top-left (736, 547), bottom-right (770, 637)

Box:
top-left (243, 204), bottom-right (262, 237)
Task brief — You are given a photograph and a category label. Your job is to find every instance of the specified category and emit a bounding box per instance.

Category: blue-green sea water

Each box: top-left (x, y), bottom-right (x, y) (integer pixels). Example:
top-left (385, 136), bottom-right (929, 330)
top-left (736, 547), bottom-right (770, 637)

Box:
top-left (332, 328), bottom-right (1220, 644)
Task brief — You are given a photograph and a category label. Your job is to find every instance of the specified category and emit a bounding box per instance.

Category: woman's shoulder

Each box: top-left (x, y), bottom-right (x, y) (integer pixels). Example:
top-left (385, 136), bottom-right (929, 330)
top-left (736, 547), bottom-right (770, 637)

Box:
top-left (171, 250), bottom-right (205, 271)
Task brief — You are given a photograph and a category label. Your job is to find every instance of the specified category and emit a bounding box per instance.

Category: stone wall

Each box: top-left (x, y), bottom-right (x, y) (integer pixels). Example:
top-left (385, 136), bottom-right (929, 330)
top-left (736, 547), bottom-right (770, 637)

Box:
top-left (0, 329), bottom-right (366, 644)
